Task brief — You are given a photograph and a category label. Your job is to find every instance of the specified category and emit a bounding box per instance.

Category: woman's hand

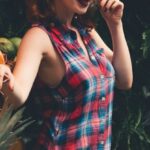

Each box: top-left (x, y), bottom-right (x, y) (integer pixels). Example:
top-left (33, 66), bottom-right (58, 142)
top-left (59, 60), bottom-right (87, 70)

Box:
top-left (0, 64), bottom-right (14, 91)
top-left (98, 0), bottom-right (124, 26)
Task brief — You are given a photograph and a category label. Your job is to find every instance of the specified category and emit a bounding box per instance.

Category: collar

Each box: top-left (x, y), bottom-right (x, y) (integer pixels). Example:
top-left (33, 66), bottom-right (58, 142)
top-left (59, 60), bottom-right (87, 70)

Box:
top-left (48, 18), bottom-right (87, 41)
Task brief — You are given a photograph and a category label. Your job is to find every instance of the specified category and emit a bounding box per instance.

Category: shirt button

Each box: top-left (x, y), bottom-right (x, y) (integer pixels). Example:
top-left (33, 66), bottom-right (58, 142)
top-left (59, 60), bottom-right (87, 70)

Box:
top-left (101, 97), bottom-right (106, 101)
top-left (55, 128), bottom-right (59, 136)
top-left (100, 75), bottom-right (104, 79)
top-left (100, 141), bottom-right (104, 145)
top-left (91, 55), bottom-right (95, 60)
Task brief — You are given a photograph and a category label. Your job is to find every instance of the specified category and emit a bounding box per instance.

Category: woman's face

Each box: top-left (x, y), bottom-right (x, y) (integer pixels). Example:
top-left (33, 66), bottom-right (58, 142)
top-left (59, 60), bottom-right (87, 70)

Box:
top-left (54, 0), bottom-right (93, 15)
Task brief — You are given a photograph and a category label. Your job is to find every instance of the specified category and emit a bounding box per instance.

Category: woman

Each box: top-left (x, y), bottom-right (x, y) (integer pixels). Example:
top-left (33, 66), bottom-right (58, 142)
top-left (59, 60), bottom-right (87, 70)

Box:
top-left (0, 0), bottom-right (133, 149)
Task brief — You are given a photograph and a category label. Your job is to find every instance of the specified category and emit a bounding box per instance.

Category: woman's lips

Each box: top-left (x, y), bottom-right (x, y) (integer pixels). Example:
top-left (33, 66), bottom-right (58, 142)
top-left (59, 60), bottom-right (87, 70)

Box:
top-left (77, 0), bottom-right (90, 8)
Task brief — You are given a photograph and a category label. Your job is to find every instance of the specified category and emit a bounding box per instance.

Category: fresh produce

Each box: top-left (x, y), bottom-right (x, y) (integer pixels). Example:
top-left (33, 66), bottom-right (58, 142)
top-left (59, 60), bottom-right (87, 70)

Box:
top-left (0, 50), bottom-right (5, 64)
top-left (9, 37), bottom-right (21, 50)
top-left (0, 37), bottom-right (21, 60)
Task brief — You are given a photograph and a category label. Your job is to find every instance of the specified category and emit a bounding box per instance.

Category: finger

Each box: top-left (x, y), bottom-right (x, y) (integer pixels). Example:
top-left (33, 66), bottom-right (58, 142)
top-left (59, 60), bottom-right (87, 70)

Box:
top-left (3, 67), bottom-right (14, 91)
top-left (0, 71), bottom-right (5, 89)
top-left (105, 0), bottom-right (116, 11)
top-left (8, 73), bottom-right (14, 91)
top-left (111, 1), bottom-right (124, 12)
top-left (99, 0), bottom-right (110, 11)
top-left (0, 65), bottom-right (13, 90)
top-left (3, 73), bottom-right (9, 83)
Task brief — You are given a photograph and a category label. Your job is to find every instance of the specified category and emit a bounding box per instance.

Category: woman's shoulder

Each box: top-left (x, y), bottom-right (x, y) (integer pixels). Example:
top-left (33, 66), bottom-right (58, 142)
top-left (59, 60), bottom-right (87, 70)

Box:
top-left (21, 24), bottom-right (54, 53)
top-left (24, 24), bottom-right (50, 41)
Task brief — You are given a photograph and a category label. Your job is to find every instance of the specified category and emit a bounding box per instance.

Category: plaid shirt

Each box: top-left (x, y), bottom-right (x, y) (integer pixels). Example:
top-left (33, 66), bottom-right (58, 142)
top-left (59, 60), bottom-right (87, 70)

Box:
top-left (31, 20), bottom-right (115, 150)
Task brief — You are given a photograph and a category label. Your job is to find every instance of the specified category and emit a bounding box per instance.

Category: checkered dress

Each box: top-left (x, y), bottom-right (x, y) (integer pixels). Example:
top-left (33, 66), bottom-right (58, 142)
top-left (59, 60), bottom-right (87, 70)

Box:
top-left (31, 20), bottom-right (115, 150)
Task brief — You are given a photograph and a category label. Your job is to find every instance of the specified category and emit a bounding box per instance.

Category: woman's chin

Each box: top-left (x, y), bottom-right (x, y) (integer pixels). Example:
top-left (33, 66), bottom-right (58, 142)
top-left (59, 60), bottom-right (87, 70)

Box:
top-left (74, 0), bottom-right (91, 14)
top-left (75, 8), bottom-right (88, 15)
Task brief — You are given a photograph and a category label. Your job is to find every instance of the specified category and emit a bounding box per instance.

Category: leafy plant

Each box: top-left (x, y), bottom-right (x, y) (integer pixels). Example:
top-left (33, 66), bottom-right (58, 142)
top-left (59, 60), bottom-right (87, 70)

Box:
top-left (141, 29), bottom-right (150, 59)
top-left (0, 37), bottom-right (21, 60)
top-left (0, 99), bottom-right (34, 150)
top-left (113, 103), bottom-right (150, 150)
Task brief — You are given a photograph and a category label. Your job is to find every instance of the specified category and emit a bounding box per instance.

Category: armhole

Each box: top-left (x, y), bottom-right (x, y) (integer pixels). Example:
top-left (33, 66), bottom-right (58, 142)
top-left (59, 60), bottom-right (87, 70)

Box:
top-left (31, 24), bottom-right (69, 88)
top-left (31, 24), bottom-right (58, 56)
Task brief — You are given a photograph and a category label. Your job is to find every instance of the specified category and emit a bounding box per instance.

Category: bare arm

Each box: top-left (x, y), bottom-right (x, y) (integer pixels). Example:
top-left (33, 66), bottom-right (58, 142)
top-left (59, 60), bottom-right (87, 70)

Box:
top-left (1, 27), bottom-right (51, 107)
top-left (90, 0), bottom-right (133, 90)
top-left (109, 22), bottom-right (133, 89)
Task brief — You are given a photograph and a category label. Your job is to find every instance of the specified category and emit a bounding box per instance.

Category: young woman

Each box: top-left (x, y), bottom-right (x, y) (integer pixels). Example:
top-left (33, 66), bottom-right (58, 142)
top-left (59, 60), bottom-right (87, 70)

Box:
top-left (0, 0), bottom-right (133, 149)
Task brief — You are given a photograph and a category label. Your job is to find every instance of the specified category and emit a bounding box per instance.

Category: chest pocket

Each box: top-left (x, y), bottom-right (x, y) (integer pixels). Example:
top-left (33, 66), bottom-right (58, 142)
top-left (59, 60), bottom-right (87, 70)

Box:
top-left (94, 48), bottom-right (115, 78)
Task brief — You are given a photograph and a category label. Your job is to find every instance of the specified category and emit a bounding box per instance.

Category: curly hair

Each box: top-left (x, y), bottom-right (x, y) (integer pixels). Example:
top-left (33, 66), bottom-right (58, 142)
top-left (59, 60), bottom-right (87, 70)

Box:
top-left (25, 0), bottom-right (97, 29)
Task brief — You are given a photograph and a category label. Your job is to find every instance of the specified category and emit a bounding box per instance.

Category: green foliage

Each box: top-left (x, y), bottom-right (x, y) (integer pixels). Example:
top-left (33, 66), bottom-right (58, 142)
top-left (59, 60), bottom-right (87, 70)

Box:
top-left (0, 105), bottom-right (34, 150)
top-left (141, 30), bottom-right (150, 59)
top-left (0, 37), bottom-right (21, 60)
top-left (0, 0), bottom-right (28, 37)
top-left (9, 37), bottom-right (22, 50)
top-left (112, 91), bottom-right (150, 150)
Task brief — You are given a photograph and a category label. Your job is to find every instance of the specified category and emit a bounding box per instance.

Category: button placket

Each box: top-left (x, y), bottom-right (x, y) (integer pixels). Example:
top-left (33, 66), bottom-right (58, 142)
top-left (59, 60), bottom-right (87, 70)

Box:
top-left (99, 74), bottom-right (106, 102)
top-left (55, 127), bottom-right (60, 136)
top-left (99, 107), bottom-right (107, 135)
top-left (100, 74), bottom-right (105, 79)
top-left (99, 134), bottom-right (105, 146)
top-left (100, 140), bottom-right (104, 145)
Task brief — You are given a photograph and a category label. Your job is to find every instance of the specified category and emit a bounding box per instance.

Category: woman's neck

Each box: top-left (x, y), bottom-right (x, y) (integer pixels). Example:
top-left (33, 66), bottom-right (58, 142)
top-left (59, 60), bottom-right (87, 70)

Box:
top-left (54, 2), bottom-right (74, 28)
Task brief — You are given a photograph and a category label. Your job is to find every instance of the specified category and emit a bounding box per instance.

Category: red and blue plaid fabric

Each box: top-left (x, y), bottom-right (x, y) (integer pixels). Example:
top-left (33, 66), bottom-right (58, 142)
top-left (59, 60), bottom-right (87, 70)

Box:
top-left (32, 20), bottom-right (115, 150)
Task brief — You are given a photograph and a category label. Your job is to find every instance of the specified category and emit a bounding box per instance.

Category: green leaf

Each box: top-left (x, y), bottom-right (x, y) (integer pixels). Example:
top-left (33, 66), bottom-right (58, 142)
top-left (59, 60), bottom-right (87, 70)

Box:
top-left (0, 106), bottom-right (34, 150)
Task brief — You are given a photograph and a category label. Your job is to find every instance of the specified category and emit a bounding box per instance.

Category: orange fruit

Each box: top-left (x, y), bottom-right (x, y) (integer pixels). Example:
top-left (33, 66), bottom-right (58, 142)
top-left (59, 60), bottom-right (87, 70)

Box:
top-left (0, 51), bottom-right (5, 64)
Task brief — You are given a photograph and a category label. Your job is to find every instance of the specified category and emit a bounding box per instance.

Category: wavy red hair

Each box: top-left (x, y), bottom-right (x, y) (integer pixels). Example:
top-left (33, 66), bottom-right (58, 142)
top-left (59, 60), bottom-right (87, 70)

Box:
top-left (25, 0), bottom-right (97, 29)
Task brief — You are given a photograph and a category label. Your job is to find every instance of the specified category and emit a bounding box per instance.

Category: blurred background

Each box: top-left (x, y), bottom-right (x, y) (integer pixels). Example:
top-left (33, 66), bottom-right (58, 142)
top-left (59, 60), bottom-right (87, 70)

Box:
top-left (0, 0), bottom-right (150, 149)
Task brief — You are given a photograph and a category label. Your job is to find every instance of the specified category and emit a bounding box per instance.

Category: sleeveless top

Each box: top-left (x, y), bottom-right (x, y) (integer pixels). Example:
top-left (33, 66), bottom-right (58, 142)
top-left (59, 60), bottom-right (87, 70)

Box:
top-left (30, 20), bottom-right (115, 150)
